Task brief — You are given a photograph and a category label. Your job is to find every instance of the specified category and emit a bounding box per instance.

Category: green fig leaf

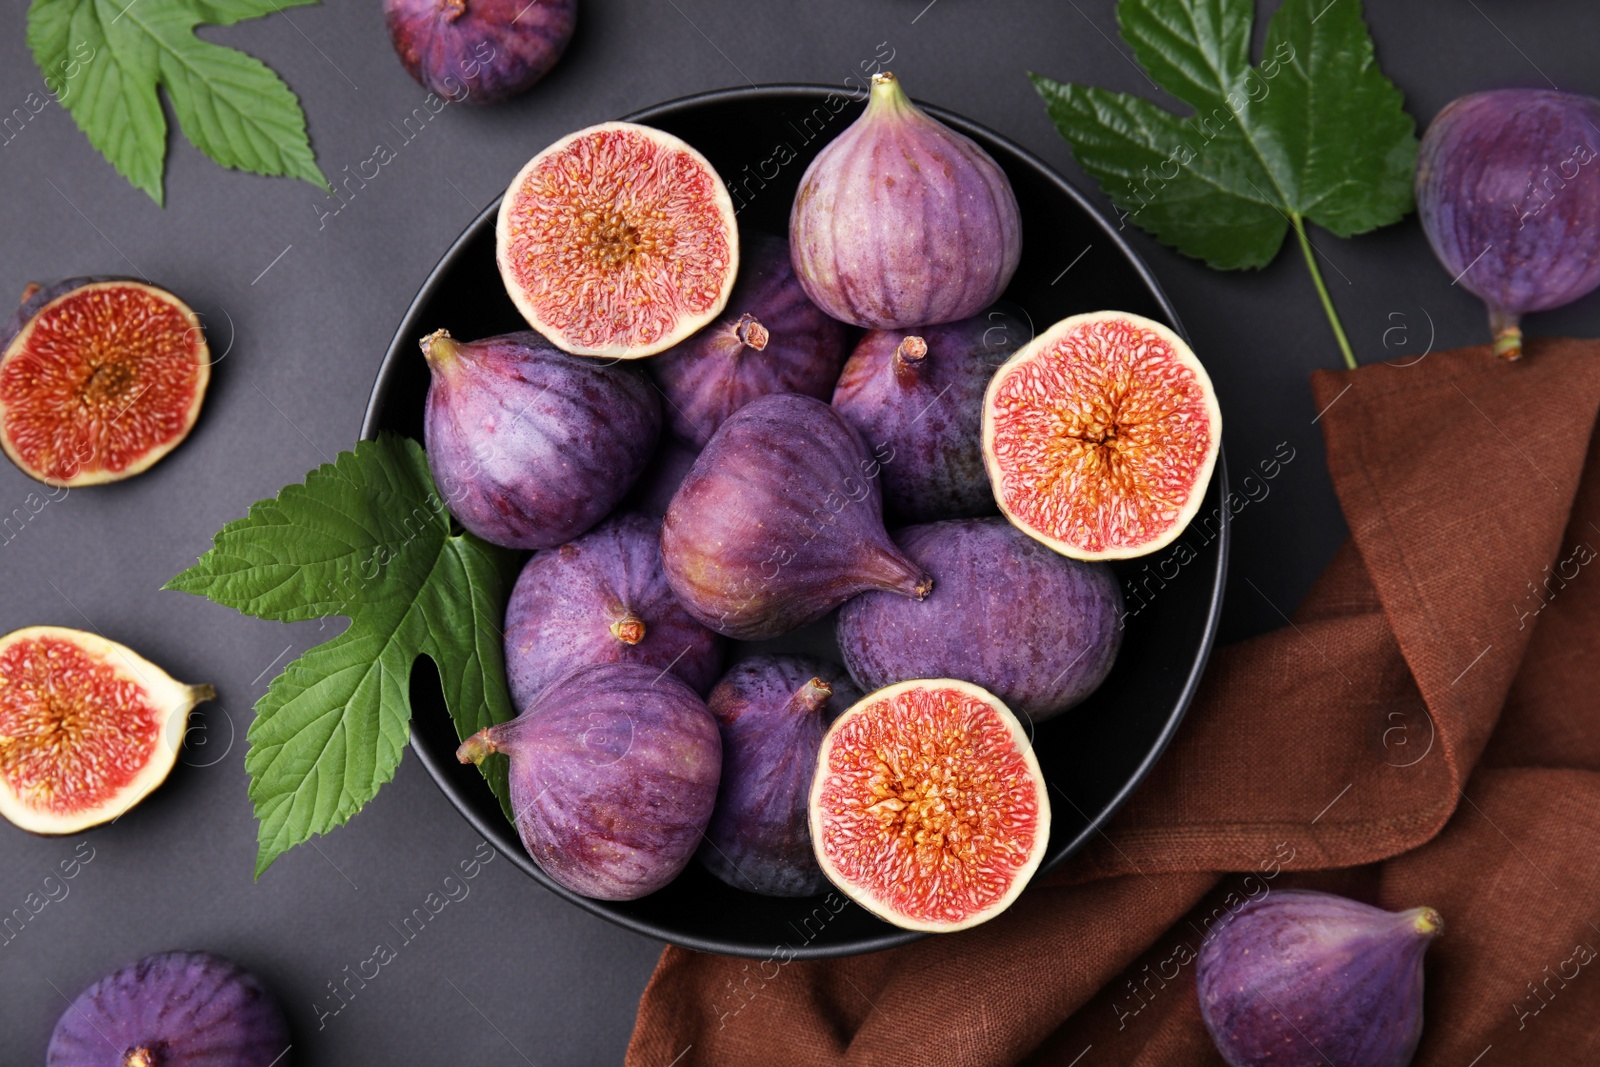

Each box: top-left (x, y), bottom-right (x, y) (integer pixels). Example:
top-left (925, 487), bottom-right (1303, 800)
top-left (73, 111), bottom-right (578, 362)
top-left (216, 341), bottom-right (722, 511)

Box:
top-left (26, 0), bottom-right (328, 204)
top-left (1029, 0), bottom-right (1417, 271)
top-left (167, 434), bottom-right (518, 877)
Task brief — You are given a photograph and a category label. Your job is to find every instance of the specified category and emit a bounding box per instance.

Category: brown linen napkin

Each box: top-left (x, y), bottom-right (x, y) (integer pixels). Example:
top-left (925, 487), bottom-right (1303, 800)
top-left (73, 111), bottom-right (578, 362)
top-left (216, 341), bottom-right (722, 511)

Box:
top-left (627, 338), bottom-right (1600, 1066)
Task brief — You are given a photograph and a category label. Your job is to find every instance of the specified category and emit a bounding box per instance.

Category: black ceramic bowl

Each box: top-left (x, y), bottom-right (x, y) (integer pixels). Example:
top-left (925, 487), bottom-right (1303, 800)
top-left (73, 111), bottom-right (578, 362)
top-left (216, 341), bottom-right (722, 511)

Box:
top-left (364, 84), bottom-right (1228, 959)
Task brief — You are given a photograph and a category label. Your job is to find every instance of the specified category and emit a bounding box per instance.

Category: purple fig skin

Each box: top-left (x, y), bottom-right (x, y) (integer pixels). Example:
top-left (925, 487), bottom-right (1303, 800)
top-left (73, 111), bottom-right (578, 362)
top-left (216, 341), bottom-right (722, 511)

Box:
top-left (504, 512), bottom-right (724, 707)
top-left (698, 655), bottom-right (862, 897)
top-left (2, 277), bottom-right (126, 353)
top-left (650, 234), bottom-right (848, 447)
top-left (832, 309), bottom-right (1026, 522)
top-left (1197, 890), bottom-right (1441, 1067)
top-left (383, 0), bottom-right (576, 105)
top-left (660, 393), bottom-right (933, 641)
top-left (625, 436), bottom-right (702, 519)
top-left (421, 328), bottom-right (661, 550)
top-left (457, 662), bottom-right (721, 901)
top-left (47, 951), bottom-right (290, 1067)
top-left (837, 518), bottom-right (1122, 722)
top-left (1417, 89), bottom-right (1600, 359)
top-left (790, 72), bottom-right (1022, 330)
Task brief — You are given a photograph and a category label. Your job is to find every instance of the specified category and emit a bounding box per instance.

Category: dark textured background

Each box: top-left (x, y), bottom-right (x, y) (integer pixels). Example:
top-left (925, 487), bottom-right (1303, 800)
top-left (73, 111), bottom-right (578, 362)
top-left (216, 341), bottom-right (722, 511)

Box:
top-left (0, 1), bottom-right (1590, 1062)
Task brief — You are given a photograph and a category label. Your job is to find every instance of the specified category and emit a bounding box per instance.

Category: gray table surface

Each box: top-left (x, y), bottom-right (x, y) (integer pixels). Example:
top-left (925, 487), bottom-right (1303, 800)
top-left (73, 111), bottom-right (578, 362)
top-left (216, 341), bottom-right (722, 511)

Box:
top-left (0, 1), bottom-right (1589, 1062)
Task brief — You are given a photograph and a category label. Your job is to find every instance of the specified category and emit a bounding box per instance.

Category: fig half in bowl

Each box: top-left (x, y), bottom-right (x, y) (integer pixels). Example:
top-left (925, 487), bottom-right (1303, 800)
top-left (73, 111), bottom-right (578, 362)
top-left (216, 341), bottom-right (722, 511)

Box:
top-left (366, 84), bottom-right (1229, 959)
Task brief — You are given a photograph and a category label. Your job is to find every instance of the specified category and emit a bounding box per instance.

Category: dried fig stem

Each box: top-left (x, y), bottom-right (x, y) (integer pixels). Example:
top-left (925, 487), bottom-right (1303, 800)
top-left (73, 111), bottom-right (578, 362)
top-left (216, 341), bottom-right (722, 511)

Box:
top-left (609, 613), bottom-right (647, 645)
top-left (894, 336), bottom-right (928, 368)
top-left (734, 314), bottom-right (769, 351)
top-left (1489, 305), bottom-right (1523, 360)
top-left (789, 678), bottom-right (833, 716)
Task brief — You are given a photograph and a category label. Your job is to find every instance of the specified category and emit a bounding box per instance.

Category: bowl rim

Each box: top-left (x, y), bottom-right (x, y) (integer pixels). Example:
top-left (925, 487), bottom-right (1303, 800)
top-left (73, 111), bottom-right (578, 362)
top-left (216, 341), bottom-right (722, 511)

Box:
top-left (362, 81), bottom-right (1230, 959)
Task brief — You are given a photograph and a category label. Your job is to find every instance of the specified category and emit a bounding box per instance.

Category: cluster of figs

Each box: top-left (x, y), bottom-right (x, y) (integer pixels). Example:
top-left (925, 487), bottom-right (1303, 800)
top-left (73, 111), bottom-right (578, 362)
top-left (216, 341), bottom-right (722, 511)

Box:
top-left (0, 65), bottom-right (1484, 1067)
top-left (428, 71), bottom-right (1223, 932)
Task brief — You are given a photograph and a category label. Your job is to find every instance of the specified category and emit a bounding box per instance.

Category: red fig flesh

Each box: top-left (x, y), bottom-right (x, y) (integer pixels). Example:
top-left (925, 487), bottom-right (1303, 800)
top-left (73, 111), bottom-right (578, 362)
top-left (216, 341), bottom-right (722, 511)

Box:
top-left (496, 122), bottom-right (739, 358)
top-left (810, 678), bottom-right (1049, 932)
top-left (0, 278), bottom-right (209, 487)
top-left (0, 626), bottom-right (214, 835)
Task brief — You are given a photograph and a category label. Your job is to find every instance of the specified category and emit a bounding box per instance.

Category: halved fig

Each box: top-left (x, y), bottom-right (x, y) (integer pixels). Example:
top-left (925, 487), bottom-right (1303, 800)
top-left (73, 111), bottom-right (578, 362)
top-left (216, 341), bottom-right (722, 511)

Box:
top-left (982, 310), bottom-right (1220, 560)
top-left (496, 121), bottom-right (739, 359)
top-left (809, 678), bottom-right (1050, 932)
top-left (0, 278), bottom-right (209, 487)
top-left (0, 626), bottom-right (215, 834)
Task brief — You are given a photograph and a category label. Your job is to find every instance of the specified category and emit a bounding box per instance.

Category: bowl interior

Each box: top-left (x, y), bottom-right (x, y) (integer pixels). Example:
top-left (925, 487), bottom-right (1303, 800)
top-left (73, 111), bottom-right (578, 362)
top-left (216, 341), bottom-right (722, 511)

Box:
top-left (364, 85), bottom-right (1228, 959)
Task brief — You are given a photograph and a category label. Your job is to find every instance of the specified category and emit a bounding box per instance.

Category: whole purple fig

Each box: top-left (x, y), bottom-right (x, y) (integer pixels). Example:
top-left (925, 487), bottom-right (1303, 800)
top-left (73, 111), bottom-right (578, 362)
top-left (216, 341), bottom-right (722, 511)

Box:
top-left (790, 72), bottom-right (1022, 329)
top-left (1417, 89), bottom-right (1600, 359)
top-left (458, 662), bottom-right (720, 900)
top-left (832, 309), bottom-right (1025, 521)
top-left (504, 513), bottom-right (723, 707)
top-left (48, 951), bottom-right (289, 1067)
top-left (660, 393), bottom-right (932, 640)
top-left (698, 655), bottom-right (861, 897)
top-left (384, 0), bottom-right (576, 105)
top-left (837, 518), bottom-right (1122, 722)
top-left (422, 328), bottom-right (661, 550)
top-left (651, 235), bottom-right (849, 447)
top-left (1197, 890), bottom-right (1441, 1067)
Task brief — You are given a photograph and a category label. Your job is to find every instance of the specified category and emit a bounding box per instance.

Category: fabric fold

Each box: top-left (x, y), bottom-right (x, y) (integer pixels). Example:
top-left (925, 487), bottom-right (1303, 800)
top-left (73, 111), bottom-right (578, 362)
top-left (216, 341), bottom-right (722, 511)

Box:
top-left (626, 340), bottom-right (1600, 1066)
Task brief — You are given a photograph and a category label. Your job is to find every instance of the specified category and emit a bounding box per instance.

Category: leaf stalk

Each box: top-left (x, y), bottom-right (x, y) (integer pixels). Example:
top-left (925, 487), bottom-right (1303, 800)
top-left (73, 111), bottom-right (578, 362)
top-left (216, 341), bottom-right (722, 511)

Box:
top-left (1290, 214), bottom-right (1357, 370)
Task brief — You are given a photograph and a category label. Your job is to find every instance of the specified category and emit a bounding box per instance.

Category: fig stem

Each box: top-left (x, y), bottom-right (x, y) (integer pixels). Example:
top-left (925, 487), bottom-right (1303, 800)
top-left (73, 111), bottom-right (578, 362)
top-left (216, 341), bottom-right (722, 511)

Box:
top-left (894, 336), bottom-right (928, 368)
top-left (1489, 306), bottom-right (1523, 361)
top-left (791, 678), bottom-right (833, 715)
top-left (867, 71), bottom-right (911, 115)
top-left (861, 544), bottom-right (934, 601)
top-left (456, 728), bottom-right (499, 765)
top-left (123, 1048), bottom-right (157, 1067)
top-left (734, 314), bottom-right (769, 351)
top-left (1412, 907), bottom-right (1444, 937)
top-left (420, 328), bottom-right (460, 368)
top-left (609, 613), bottom-right (647, 645)
top-left (188, 684), bottom-right (217, 704)
top-left (19, 282), bottom-right (41, 306)
top-left (1290, 213), bottom-right (1357, 371)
